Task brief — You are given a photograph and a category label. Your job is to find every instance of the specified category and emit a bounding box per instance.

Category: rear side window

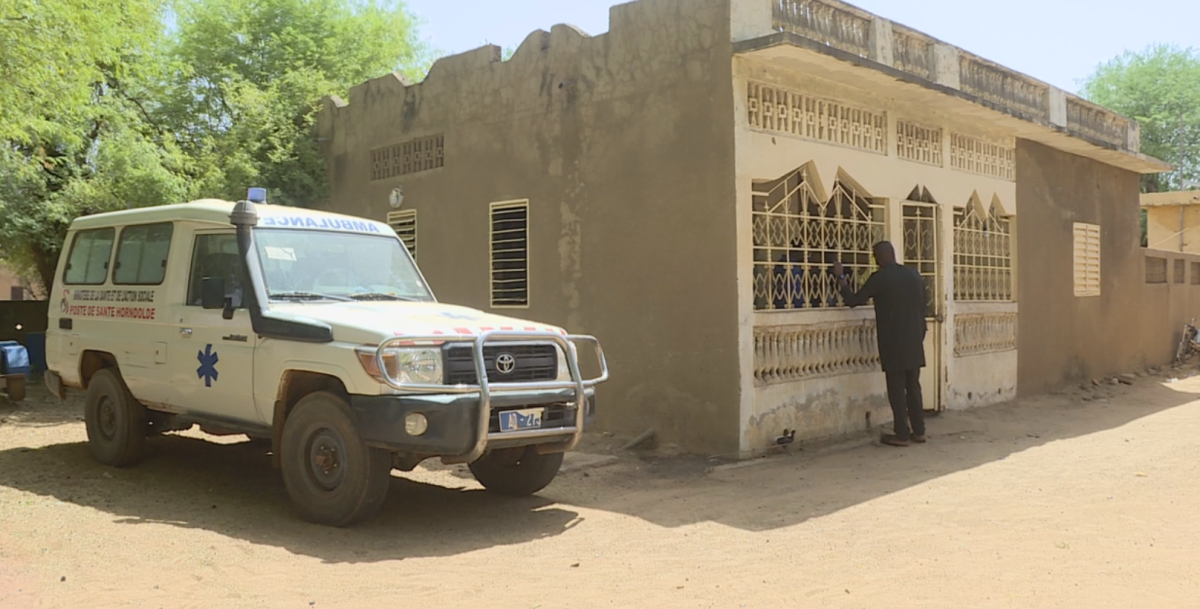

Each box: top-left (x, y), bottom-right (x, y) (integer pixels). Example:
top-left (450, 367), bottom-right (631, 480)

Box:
top-left (63, 228), bottom-right (116, 285)
top-left (114, 223), bottom-right (174, 285)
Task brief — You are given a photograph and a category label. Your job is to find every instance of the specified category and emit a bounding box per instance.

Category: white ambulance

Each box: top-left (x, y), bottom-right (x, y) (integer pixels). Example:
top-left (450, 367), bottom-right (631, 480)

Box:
top-left (43, 189), bottom-right (607, 526)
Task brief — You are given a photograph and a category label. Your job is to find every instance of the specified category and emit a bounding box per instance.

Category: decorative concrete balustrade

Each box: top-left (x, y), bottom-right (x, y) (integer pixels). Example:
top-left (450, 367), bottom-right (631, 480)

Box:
top-left (890, 26), bottom-right (932, 80)
top-left (754, 321), bottom-right (880, 384)
top-left (761, 0), bottom-right (1137, 152)
top-left (1065, 98), bottom-right (1130, 149)
top-left (954, 312), bottom-right (1017, 357)
top-left (771, 0), bottom-right (871, 58)
top-left (958, 54), bottom-right (1048, 120)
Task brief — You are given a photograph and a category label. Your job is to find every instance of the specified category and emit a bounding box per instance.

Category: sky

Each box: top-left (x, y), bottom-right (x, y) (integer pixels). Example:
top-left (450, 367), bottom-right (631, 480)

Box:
top-left (405, 0), bottom-right (1200, 94)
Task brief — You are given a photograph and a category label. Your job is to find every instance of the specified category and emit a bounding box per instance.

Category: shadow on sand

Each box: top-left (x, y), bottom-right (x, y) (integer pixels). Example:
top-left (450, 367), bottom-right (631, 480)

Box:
top-left (1, 378), bottom-right (1196, 562)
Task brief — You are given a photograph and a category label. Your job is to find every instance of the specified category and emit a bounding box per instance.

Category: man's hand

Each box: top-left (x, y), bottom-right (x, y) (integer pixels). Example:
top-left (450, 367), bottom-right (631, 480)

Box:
top-left (831, 260), bottom-right (844, 278)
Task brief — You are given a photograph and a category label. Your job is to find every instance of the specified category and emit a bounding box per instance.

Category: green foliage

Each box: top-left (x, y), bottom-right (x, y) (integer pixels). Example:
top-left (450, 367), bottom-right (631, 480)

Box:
top-left (0, 0), bottom-right (161, 145)
top-left (1080, 45), bottom-right (1200, 193)
top-left (0, 0), bottom-right (183, 290)
top-left (161, 0), bottom-right (430, 206)
top-left (0, 0), bottom-right (428, 291)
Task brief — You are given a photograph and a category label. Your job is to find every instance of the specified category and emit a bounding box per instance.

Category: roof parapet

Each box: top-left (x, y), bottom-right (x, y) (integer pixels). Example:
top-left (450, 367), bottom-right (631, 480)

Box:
top-left (735, 0), bottom-right (1142, 154)
top-left (1141, 191), bottom-right (1200, 208)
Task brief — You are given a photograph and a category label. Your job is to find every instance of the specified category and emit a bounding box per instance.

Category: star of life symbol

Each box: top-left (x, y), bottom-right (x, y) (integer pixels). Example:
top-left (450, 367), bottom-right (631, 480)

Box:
top-left (197, 344), bottom-right (219, 387)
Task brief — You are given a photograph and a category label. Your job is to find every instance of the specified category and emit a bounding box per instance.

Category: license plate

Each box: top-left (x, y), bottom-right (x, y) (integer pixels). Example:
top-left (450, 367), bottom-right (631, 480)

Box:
top-left (498, 408), bottom-right (544, 432)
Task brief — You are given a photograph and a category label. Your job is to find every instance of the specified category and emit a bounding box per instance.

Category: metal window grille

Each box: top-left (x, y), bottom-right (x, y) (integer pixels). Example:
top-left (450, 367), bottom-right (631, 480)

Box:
top-left (903, 204), bottom-right (940, 317)
top-left (387, 210), bottom-right (417, 260)
top-left (370, 134), bottom-right (444, 181)
top-left (1145, 257), bottom-right (1167, 284)
top-left (949, 133), bottom-right (1015, 181)
top-left (953, 203), bottom-right (1013, 301)
top-left (752, 168), bottom-right (885, 311)
top-left (1073, 223), bottom-right (1101, 296)
top-left (490, 200), bottom-right (529, 308)
top-left (896, 120), bottom-right (943, 167)
top-left (747, 81), bottom-right (887, 154)
top-left (1191, 262), bottom-right (1200, 285)
top-left (1174, 259), bottom-right (1186, 284)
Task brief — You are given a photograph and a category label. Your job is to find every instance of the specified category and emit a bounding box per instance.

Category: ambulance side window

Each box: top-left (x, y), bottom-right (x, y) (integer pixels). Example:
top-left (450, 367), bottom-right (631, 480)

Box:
top-left (187, 234), bottom-right (246, 308)
top-left (113, 223), bottom-right (173, 285)
top-left (64, 228), bottom-right (116, 285)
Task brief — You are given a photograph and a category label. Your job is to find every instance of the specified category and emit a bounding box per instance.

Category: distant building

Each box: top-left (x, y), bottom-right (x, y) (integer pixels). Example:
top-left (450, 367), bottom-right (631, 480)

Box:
top-left (1142, 191), bottom-right (1200, 253)
top-left (317, 0), bottom-right (1179, 457)
top-left (0, 263), bottom-right (34, 301)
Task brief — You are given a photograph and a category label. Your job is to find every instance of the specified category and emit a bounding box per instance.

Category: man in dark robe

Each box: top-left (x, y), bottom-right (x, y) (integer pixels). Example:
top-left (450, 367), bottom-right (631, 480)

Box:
top-left (832, 241), bottom-right (928, 447)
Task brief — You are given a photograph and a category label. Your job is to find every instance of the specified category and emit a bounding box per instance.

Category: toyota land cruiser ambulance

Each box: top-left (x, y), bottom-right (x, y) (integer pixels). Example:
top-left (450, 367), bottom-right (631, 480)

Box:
top-left (43, 189), bottom-right (607, 526)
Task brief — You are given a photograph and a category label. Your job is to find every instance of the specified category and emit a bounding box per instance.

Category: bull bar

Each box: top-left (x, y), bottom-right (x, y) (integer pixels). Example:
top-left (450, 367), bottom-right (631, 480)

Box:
top-left (373, 330), bottom-right (608, 464)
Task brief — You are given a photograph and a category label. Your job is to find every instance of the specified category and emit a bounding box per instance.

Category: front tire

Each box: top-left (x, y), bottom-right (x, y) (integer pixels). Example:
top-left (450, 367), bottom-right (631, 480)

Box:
top-left (279, 392), bottom-right (391, 527)
top-left (468, 446), bottom-right (564, 496)
top-left (84, 369), bottom-right (147, 467)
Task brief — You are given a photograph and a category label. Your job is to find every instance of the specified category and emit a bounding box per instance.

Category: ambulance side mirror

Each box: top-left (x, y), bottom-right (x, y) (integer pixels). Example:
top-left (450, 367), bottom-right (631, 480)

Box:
top-left (201, 277), bottom-right (235, 320)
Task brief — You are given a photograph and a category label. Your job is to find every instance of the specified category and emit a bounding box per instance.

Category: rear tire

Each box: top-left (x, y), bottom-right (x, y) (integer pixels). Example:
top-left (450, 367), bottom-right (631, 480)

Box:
top-left (84, 369), bottom-right (147, 467)
top-left (468, 446), bottom-right (564, 496)
top-left (4, 376), bottom-right (25, 402)
top-left (279, 392), bottom-right (391, 527)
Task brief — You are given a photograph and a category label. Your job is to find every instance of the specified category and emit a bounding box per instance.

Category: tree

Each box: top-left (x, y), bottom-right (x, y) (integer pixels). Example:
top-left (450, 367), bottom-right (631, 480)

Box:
top-left (0, 0), bottom-right (429, 292)
top-left (159, 0), bottom-right (430, 207)
top-left (0, 0), bottom-right (158, 145)
top-left (0, 0), bottom-right (187, 292)
top-left (1079, 45), bottom-right (1200, 193)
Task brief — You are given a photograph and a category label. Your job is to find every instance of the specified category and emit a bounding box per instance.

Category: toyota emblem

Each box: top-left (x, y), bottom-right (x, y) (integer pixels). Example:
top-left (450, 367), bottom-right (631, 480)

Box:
top-left (495, 353), bottom-right (517, 374)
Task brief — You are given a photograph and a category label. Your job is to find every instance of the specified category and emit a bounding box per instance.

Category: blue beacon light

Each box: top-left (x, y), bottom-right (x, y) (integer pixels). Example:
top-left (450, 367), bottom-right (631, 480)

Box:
top-left (247, 187), bottom-right (267, 204)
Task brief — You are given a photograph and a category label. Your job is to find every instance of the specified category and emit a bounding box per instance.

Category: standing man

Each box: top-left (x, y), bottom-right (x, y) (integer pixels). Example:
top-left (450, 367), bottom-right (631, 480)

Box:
top-left (832, 242), bottom-right (928, 447)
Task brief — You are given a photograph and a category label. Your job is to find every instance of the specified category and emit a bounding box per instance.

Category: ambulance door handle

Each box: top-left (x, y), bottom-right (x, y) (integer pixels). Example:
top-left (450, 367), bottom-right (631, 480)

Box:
top-left (180, 328), bottom-right (193, 338)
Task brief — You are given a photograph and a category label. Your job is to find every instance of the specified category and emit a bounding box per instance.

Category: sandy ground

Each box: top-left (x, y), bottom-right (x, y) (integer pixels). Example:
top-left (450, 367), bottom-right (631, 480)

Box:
top-left (1, 371), bottom-right (1199, 609)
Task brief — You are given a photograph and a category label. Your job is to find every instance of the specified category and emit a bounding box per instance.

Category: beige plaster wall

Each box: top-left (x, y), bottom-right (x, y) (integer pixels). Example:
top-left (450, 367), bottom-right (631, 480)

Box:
top-left (0, 264), bottom-right (31, 301)
top-left (317, 0), bottom-right (742, 455)
top-left (1146, 205), bottom-right (1200, 253)
top-left (1015, 140), bottom-right (1144, 392)
top-left (733, 55), bottom-right (1020, 454)
top-left (947, 303), bottom-right (1018, 409)
top-left (1139, 249), bottom-right (1200, 365)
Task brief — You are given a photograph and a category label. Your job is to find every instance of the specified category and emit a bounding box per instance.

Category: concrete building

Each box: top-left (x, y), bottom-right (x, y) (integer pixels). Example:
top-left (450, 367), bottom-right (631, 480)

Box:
top-left (316, 0), bottom-right (1177, 457)
top-left (1142, 191), bottom-right (1200, 253)
top-left (0, 263), bottom-right (34, 301)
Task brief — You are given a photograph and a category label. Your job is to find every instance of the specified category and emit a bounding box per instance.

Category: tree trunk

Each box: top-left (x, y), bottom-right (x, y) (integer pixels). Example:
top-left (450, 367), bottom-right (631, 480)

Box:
top-left (32, 243), bottom-right (59, 300)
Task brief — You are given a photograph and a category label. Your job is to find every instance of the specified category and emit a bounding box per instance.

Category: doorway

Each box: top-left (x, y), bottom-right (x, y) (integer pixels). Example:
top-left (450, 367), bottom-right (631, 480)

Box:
top-left (901, 202), bottom-right (943, 412)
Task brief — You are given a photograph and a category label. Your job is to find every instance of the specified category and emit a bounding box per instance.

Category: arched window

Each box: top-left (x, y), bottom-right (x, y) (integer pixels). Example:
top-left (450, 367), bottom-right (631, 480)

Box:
top-left (953, 194), bottom-right (1013, 301)
top-left (752, 165), bottom-right (884, 310)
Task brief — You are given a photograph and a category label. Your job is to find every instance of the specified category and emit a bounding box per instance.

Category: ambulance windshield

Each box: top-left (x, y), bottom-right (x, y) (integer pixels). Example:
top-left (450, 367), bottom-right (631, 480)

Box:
top-left (254, 228), bottom-right (433, 303)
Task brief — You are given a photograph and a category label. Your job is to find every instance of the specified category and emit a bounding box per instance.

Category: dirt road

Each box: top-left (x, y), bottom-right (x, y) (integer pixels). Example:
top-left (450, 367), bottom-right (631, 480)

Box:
top-left (2, 374), bottom-right (1198, 608)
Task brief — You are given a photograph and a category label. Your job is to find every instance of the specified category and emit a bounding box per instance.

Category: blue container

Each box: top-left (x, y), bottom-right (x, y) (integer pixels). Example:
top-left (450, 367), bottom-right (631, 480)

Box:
top-left (0, 340), bottom-right (31, 377)
top-left (23, 332), bottom-right (46, 373)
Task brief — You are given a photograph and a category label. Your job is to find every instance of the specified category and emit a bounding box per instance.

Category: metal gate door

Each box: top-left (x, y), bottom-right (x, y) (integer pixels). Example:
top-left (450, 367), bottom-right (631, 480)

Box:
top-left (902, 203), bottom-right (942, 412)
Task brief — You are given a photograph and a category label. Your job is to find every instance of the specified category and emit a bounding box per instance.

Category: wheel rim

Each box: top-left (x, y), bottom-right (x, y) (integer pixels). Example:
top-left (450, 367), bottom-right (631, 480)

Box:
top-left (97, 396), bottom-right (117, 441)
top-left (306, 427), bottom-right (348, 491)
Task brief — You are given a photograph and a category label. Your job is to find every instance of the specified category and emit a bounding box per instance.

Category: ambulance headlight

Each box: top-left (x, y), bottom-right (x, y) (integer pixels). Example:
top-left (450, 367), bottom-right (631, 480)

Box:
top-left (556, 347), bottom-right (571, 382)
top-left (356, 347), bottom-right (443, 385)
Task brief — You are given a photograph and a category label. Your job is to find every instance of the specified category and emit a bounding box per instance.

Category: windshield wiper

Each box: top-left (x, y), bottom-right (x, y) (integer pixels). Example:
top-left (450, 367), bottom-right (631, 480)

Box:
top-left (347, 292), bottom-right (421, 302)
top-left (268, 291), bottom-right (352, 302)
